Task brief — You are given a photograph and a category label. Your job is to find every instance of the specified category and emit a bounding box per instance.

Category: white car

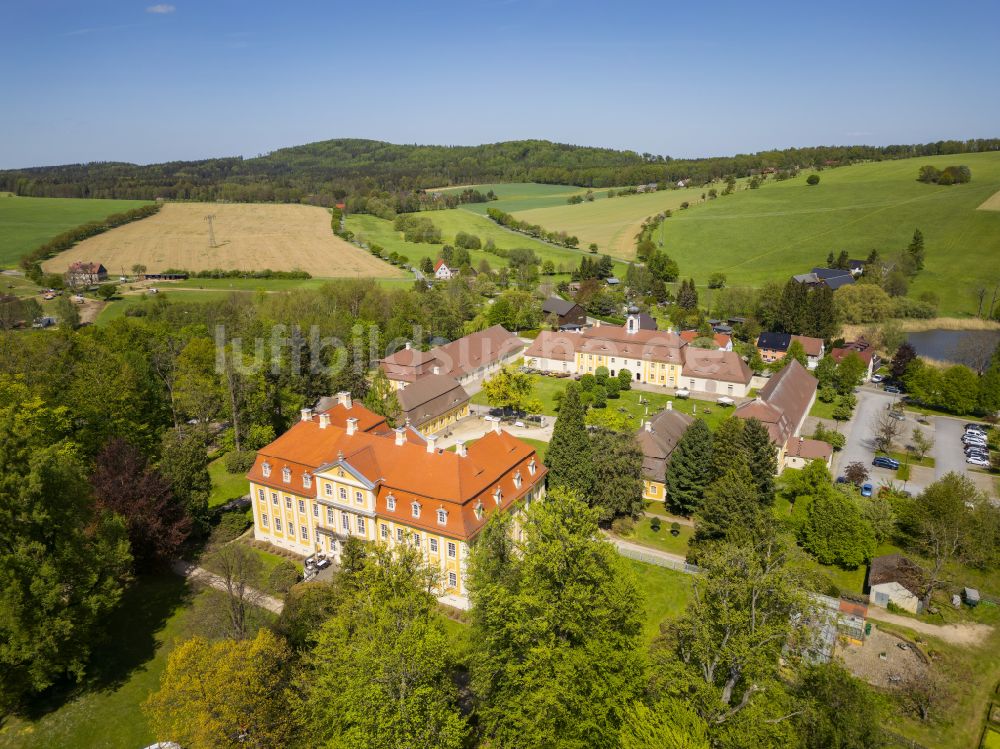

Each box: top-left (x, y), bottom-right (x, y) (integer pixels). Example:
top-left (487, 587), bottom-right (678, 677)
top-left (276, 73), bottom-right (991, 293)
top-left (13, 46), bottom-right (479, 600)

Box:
top-left (871, 374), bottom-right (884, 383)
top-left (967, 456), bottom-right (990, 467)
top-left (674, 388), bottom-right (691, 399)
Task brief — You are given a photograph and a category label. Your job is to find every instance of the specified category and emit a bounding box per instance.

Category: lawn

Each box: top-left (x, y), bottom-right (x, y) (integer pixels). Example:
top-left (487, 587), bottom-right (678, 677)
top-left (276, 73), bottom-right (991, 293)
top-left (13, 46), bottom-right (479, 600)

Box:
top-left (471, 373), bottom-right (730, 432)
top-left (208, 455), bottom-right (249, 507)
top-left (626, 559), bottom-right (694, 641)
top-left (625, 516), bottom-right (693, 557)
top-left (877, 450), bottom-right (935, 468)
top-left (519, 437), bottom-right (550, 462)
top-left (0, 195), bottom-right (153, 268)
top-left (655, 152), bottom-right (1000, 316)
top-left (0, 575), bottom-right (196, 749)
top-left (808, 397), bottom-right (841, 420)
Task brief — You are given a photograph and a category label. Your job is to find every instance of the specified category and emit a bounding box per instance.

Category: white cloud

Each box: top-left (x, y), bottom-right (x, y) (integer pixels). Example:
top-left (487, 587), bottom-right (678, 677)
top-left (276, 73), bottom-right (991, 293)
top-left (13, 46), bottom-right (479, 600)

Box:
top-left (146, 4), bottom-right (176, 13)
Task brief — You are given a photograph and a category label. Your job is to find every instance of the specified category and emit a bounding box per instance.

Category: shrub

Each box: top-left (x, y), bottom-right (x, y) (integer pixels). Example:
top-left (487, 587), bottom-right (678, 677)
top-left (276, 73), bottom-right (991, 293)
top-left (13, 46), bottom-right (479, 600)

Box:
top-left (806, 174), bottom-right (820, 186)
top-left (225, 450), bottom-right (257, 474)
top-left (611, 516), bottom-right (635, 535)
top-left (650, 516), bottom-right (662, 532)
top-left (591, 386), bottom-right (607, 408)
top-left (604, 379), bottom-right (620, 399)
top-left (617, 369), bottom-right (632, 390)
top-left (670, 522), bottom-right (681, 536)
top-left (212, 509), bottom-right (252, 545)
top-left (267, 560), bottom-right (301, 596)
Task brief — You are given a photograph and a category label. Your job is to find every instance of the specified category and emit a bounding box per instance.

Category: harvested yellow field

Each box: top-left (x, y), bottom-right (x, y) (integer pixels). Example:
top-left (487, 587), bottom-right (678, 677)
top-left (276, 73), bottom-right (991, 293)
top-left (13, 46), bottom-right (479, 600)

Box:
top-left (42, 202), bottom-right (404, 278)
top-left (511, 188), bottom-right (705, 258)
top-left (976, 189), bottom-right (1000, 211)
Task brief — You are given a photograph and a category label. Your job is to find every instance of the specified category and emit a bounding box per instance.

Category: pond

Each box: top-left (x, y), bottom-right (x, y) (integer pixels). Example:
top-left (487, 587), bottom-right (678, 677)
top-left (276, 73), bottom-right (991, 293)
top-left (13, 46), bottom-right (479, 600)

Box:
top-left (905, 328), bottom-right (1000, 369)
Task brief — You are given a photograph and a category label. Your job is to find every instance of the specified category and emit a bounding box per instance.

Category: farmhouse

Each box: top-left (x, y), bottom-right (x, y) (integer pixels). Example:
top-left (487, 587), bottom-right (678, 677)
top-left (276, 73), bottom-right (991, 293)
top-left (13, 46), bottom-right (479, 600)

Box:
top-left (868, 554), bottom-right (926, 614)
top-left (541, 296), bottom-right (586, 328)
top-left (734, 359), bottom-right (830, 471)
top-left (434, 259), bottom-right (458, 280)
top-left (396, 374), bottom-right (470, 436)
top-left (636, 405), bottom-right (695, 502)
top-left (65, 261), bottom-right (107, 286)
top-left (247, 397), bottom-right (546, 602)
top-left (524, 308), bottom-right (753, 396)
top-left (755, 332), bottom-right (825, 369)
top-left (831, 339), bottom-right (876, 382)
top-left (792, 267), bottom-right (855, 291)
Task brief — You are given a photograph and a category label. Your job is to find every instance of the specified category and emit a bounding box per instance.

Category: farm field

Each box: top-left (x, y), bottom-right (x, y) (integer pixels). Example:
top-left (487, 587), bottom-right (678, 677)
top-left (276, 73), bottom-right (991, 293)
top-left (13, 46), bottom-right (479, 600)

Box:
top-left (511, 186), bottom-right (708, 258)
top-left (346, 211), bottom-right (628, 277)
top-left (41, 202), bottom-right (405, 279)
top-left (434, 182), bottom-right (594, 214)
top-left (0, 195), bottom-right (152, 268)
top-left (657, 152), bottom-right (1000, 316)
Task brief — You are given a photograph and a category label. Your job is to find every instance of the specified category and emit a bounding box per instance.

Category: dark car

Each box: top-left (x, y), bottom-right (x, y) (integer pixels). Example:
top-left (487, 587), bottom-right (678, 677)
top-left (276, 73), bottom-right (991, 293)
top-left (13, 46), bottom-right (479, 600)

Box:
top-left (835, 476), bottom-right (848, 484)
top-left (873, 456), bottom-right (900, 470)
top-left (884, 385), bottom-right (901, 394)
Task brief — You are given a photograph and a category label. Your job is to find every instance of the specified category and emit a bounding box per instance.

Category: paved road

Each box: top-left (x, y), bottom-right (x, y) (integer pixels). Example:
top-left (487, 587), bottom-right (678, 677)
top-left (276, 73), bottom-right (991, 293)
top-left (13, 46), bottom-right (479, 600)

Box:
top-left (933, 416), bottom-right (972, 479)
top-left (834, 388), bottom-right (900, 481)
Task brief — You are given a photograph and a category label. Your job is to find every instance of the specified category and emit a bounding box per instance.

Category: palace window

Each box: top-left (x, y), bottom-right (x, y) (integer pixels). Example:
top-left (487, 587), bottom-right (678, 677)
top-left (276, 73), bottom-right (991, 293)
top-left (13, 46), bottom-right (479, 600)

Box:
top-left (356, 517), bottom-right (365, 534)
top-left (387, 494), bottom-right (396, 511)
top-left (355, 491), bottom-right (363, 504)
top-left (275, 518), bottom-right (282, 532)
top-left (285, 497), bottom-right (292, 509)
top-left (412, 532), bottom-right (421, 547)
top-left (474, 501), bottom-right (484, 521)
top-left (328, 538), bottom-right (337, 553)
top-left (300, 525), bottom-right (308, 540)
top-left (312, 504), bottom-right (319, 518)
top-left (262, 462), bottom-right (271, 478)
top-left (411, 502), bottom-right (421, 519)
top-left (271, 492), bottom-right (278, 505)
top-left (341, 514), bottom-right (350, 532)
top-left (327, 507), bottom-right (335, 524)
top-left (339, 487), bottom-right (347, 501)
top-left (257, 489), bottom-right (265, 502)
top-left (513, 472), bottom-right (522, 490)
top-left (298, 499), bottom-right (305, 513)
top-left (381, 524), bottom-right (389, 539)
top-left (448, 541), bottom-right (457, 559)
top-left (282, 467), bottom-right (291, 483)
top-left (528, 459), bottom-right (537, 476)
top-left (448, 571), bottom-right (457, 588)
top-left (436, 508), bottom-right (447, 525)
top-left (324, 483), bottom-right (333, 497)
top-left (396, 528), bottom-right (405, 542)
top-left (430, 538), bottom-right (438, 553)
top-left (493, 487), bottom-right (502, 505)
top-left (303, 474), bottom-right (312, 489)
top-left (261, 513), bottom-right (269, 527)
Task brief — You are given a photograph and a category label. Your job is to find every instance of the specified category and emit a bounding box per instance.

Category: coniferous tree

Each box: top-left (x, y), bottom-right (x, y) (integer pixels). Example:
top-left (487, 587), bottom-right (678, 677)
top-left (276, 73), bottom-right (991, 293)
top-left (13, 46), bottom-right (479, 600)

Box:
top-left (807, 285), bottom-right (839, 340)
top-left (778, 279), bottom-right (809, 334)
top-left (545, 382), bottom-right (594, 497)
top-left (709, 417), bottom-right (747, 480)
top-left (589, 428), bottom-right (644, 522)
top-left (665, 419), bottom-right (713, 515)
top-left (742, 417), bottom-right (778, 506)
top-left (469, 489), bottom-right (645, 749)
top-left (907, 228), bottom-right (925, 270)
top-left (690, 464), bottom-right (768, 561)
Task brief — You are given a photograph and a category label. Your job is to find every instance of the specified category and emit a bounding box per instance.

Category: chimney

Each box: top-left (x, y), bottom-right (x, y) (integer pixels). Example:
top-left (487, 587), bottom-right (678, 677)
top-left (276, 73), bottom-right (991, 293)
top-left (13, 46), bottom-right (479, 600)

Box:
top-left (395, 427), bottom-right (406, 446)
top-left (432, 365), bottom-right (441, 375)
top-left (346, 417), bottom-right (358, 436)
top-left (644, 420), bottom-right (652, 432)
top-left (300, 407), bottom-right (313, 422)
top-left (455, 440), bottom-right (467, 457)
top-left (491, 419), bottom-right (501, 434)
top-left (319, 413), bottom-right (330, 429)
top-left (426, 434), bottom-right (438, 453)
top-left (404, 341), bottom-right (412, 350)
top-left (336, 391), bottom-right (352, 409)
top-left (666, 401), bottom-right (673, 410)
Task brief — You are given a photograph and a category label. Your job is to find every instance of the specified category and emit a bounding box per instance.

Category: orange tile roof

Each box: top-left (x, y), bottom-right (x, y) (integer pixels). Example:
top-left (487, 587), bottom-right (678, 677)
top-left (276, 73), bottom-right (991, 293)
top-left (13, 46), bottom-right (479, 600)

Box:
top-left (679, 330), bottom-right (732, 349)
top-left (524, 330), bottom-right (579, 362)
top-left (681, 349), bottom-right (752, 384)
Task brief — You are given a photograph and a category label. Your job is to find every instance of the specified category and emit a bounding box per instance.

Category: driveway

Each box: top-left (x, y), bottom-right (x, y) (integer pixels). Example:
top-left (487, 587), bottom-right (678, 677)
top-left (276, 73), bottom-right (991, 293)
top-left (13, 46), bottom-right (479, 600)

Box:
top-left (835, 388), bottom-right (899, 481)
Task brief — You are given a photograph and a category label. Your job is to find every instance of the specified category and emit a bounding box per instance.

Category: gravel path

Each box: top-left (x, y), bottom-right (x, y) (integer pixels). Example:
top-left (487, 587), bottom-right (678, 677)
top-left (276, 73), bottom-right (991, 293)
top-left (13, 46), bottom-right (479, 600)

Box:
top-left (866, 606), bottom-right (992, 646)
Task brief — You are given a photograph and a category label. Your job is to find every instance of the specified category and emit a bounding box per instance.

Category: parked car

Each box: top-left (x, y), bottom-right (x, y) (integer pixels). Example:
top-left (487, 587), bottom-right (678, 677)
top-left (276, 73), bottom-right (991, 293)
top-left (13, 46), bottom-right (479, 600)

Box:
top-left (835, 476), bottom-right (848, 484)
top-left (872, 456), bottom-right (900, 470)
top-left (965, 423), bottom-right (987, 433)
top-left (315, 557), bottom-right (332, 570)
top-left (963, 436), bottom-right (987, 447)
top-left (888, 410), bottom-right (905, 421)
top-left (871, 374), bottom-right (884, 383)
top-left (884, 385), bottom-right (901, 394)
top-left (861, 483), bottom-right (874, 497)
top-left (674, 388), bottom-right (691, 399)
top-left (967, 456), bottom-right (990, 467)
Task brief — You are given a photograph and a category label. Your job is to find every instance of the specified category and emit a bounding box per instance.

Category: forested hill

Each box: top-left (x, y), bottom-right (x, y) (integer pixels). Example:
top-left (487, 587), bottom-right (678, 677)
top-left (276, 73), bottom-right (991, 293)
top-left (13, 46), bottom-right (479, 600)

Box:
top-left (2, 137), bottom-right (998, 206)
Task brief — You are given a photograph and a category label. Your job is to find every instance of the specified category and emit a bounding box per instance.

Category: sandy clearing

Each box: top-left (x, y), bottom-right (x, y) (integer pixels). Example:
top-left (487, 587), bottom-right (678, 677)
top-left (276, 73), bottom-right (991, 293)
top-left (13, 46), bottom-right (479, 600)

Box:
top-left (42, 202), bottom-right (404, 278)
top-left (976, 189), bottom-right (1000, 211)
top-left (866, 607), bottom-right (993, 647)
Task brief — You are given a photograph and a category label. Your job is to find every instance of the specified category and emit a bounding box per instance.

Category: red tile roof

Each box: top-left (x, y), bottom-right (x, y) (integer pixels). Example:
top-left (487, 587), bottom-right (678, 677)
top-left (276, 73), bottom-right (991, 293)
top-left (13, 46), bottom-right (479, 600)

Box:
top-left (679, 330), bottom-right (732, 349)
top-left (734, 359), bottom-right (817, 444)
top-left (524, 330), bottom-right (578, 362)
top-left (681, 349), bottom-right (752, 384)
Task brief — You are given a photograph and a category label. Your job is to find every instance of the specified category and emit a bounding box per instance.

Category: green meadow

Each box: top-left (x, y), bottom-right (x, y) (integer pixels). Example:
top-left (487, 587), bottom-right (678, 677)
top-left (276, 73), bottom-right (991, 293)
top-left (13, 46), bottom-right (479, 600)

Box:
top-left (0, 195), bottom-right (153, 268)
top-left (657, 152), bottom-right (1000, 315)
top-left (437, 182), bottom-right (595, 214)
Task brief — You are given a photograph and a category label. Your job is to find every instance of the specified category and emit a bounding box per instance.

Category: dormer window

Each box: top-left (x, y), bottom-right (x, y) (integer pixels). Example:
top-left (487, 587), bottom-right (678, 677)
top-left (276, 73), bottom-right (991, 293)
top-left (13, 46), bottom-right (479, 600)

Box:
top-left (387, 494), bottom-right (396, 511)
top-left (436, 509), bottom-right (448, 525)
top-left (262, 462), bottom-right (271, 478)
top-left (528, 459), bottom-right (537, 476)
top-left (493, 487), bottom-right (502, 505)
top-left (282, 467), bottom-right (291, 483)
top-left (303, 473), bottom-right (312, 489)
top-left (411, 501), bottom-right (421, 519)
top-left (474, 500), bottom-right (484, 520)
top-left (513, 471), bottom-right (522, 490)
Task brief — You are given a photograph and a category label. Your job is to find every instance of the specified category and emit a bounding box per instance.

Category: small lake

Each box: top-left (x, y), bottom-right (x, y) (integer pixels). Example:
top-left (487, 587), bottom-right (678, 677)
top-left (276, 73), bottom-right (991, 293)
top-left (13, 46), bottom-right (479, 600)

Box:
top-left (906, 329), bottom-right (1000, 368)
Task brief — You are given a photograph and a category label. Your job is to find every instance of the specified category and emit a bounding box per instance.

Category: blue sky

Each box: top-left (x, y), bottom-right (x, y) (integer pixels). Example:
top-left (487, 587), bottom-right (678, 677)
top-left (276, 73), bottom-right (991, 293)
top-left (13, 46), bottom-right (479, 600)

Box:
top-left (1, 0), bottom-right (998, 168)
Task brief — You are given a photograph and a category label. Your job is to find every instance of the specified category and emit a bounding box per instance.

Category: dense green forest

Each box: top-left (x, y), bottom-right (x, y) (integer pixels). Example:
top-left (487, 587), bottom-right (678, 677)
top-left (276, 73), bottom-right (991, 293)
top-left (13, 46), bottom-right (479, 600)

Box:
top-left (2, 137), bottom-right (998, 206)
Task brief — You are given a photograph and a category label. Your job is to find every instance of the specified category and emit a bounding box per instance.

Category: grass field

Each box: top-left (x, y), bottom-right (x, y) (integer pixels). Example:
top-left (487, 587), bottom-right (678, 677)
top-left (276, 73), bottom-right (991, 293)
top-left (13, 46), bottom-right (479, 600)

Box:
top-left (41, 202), bottom-right (405, 279)
top-left (346, 210), bottom-right (629, 277)
top-left (511, 186), bottom-right (709, 257)
top-left (625, 516), bottom-right (694, 557)
top-left (656, 152), bottom-right (1000, 315)
top-left (626, 559), bottom-right (693, 641)
top-left (436, 183), bottom-right (594, 215)
top-left (208, 455), bottom-right (249, 507)
top-left (0, 195), bottom-right (152, 269)
top-left (0, 575), bottom-right (195, 749)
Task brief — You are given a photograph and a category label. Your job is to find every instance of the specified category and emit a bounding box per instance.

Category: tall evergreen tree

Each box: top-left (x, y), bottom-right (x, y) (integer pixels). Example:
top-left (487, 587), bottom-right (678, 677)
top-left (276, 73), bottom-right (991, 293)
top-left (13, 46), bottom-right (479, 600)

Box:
top-left (469, 489), bottom-right (645, 749)
top-left (742, 417), bottom-right (778, 506)
top-left (778, 279), bottom-right (809, 334)
top-left (710, 417), bottom-right (747, 480)
top-left (665, 419), bottom-right (713, 515)
top-left (589, 428), bottom-right (645, 522)
top-left (690, 464), bottom-right (769, 561)
top-left (545, 382), bottom-right (594, 497)
top-left (807, 286), bottom-right (839, 340)
top-left (907, 228), bottom-right (925, 270)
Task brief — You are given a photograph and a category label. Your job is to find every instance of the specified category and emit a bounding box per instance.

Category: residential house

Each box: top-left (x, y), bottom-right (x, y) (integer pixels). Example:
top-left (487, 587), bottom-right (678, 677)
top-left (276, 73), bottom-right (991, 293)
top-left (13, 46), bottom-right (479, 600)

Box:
top-left (755, 332), bottom-right (825, 369)
top-left (734, 359), bottom-right (831, 471)
top-left (434, 259), bottom-right (458, 280)
top-left (830, 339), bottom-right (876, 382)
top-left (868, 554), bottom-right (926, 614)
top-left (541, 296), bottom-right (587, 329)
top-left (396, 374), bottom-right (470, 435)
top-left (248, 399), bottom-right (546, 602)
top-left (636, 405), bottom-right (694, 502)
top-left (379, 325), bottom-right (524, 390)
top-left (66, 261), bottom-right (107, 286)
top-left (680, 330), bottom-right (733, 351)
top-left (524, 308), bottom-right (753, 396)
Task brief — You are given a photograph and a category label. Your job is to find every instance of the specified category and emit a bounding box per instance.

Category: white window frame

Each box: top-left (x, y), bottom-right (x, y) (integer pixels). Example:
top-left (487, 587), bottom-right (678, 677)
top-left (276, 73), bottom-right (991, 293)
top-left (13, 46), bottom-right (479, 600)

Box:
top-left (396, 528), bottom-right (405, 542)
top-left (387, 494), bottom-right (396, 511)
top-left (493, 488), bottom-right (502, 505)
top-left (381, 523), bottom-right (389, 539)
top-left (262, 462), bottom-right (271, 478)
top-left (355, 490), bottom-right (363, 505)
top-left (411, 502), bottom-right (421, 519)
top-left (447, 541), bottom-right (457, 558)
top-left (312, 504), bottom-right (319, 517)
top-left (327, 507), bottom-right (335, 524)
top-left (325, 483), bottom-right (333, 497)
top-left (341, 514), bottom-right (350, 532)
top-left (357, 517), bottom-right (365, 534)
top-left (339, 487), bottom-right (347, 501)
top-left (261, 513), bottom-right (269, 527)
top-left (300, 525), bottom-right (308, 540)
top-left (303, 473), bottom-right (312, 489)
top-left (528, 459), bottom-right (536, 476)
top-left (282, 467), bottom-right (291, 483)
top-left (429, 538), bottom-right (438, 553)
top-left (271, 492), bottom-right (278, 505)
top-left (412, 532), bottom-right (421, 547)
top-left (448, 571), bottom-right (457, 587)
top-left (298, 499), bottom-right (305, 513)
top-left (285, 497), bottom-right (292, 509)
top-left (514, 472), bottom-right (522, 490)
top-left (274, 517), bottom-right (282, 532)
top-left (436, 508), bottom-right (447, 525)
